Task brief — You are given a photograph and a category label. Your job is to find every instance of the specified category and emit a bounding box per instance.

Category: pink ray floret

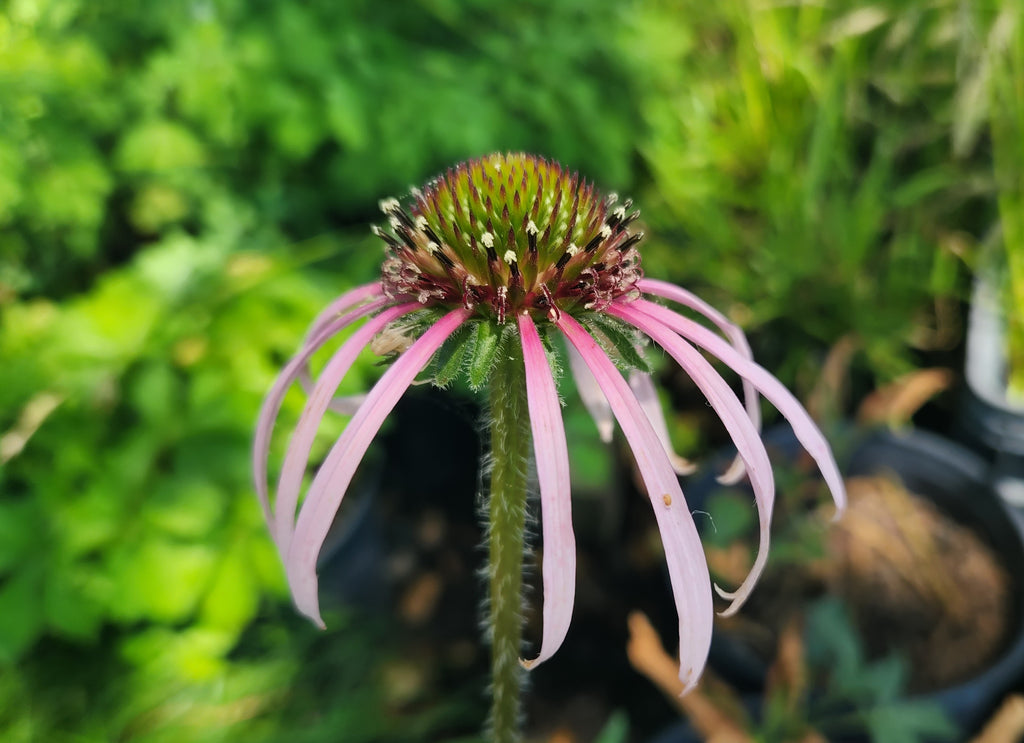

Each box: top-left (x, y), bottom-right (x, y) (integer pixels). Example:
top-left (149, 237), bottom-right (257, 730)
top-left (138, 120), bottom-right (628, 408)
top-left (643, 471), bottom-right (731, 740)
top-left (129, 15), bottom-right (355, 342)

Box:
top-left (518, 314), bottom-right (575, 669)
top-left (557, 313), bottom-right (713, 693)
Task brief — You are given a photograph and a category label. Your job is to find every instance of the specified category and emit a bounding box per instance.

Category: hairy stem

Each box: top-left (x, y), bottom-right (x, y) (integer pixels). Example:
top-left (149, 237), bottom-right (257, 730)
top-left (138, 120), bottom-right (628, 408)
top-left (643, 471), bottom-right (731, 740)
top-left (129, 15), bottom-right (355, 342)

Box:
top-left (486, 332), bottom-right (531, 743)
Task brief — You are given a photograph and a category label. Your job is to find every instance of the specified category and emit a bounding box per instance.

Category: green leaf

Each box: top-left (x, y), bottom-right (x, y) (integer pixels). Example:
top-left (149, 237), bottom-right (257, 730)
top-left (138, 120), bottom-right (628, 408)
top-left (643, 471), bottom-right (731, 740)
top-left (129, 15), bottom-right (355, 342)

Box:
top-left (325, 78), bottom-right (368, 149)
top-left (431, 323), bottom-right (473, 388)
top-left (44, 564), bottom-right (104, 641)
top-left (467, 321), bottom-right (500, 391)
top-left (863, 655), bottom-right (907, 703)
top-left (143, 480), bottom-right (226, 539)
top-left (199, 536), bottom-right (260, 634)
top-left (864, 701), bottom-right (957, 743)
top-left (594, 710), bottom-right (630, 743)
top-left (579, 314), bottom-right (652, 374)
top-left (120, 626), bottom-right (235, 682)
top-left (54, 485), bottom-right (120, 556)
top-left (115, 119), bottom-right (206, 173)
top-left (0, 564), bottom-right (44, 663)
top-left (110, 538), bottom-right (217, 623)
top-left (128, 361), bottom-right (180, 425)
top-left (0, 500), bottom-right (42, 573)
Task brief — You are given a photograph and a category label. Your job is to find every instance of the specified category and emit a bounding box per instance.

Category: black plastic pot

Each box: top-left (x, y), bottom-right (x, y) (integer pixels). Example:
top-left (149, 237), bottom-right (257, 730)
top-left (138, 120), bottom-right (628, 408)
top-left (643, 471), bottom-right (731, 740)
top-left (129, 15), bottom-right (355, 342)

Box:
top-left (661, 426), bottom-right (1024, 742)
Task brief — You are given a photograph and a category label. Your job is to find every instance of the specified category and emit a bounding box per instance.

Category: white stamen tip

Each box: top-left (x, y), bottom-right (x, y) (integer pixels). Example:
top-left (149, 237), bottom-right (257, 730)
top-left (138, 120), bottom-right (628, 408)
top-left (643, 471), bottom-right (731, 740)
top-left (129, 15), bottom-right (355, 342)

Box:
top-left (567, 243), bottom-right (581, 257)
top-left (614, 206), bottom-right (627, 220)
top-left (379, 197), bottom-right (400, 214)
top-left (526, 220), bottom-right (539, 235)
top-left (503, 249), bottom-right (517, 264)
top-left (415, 215), bottom-right (429, 230)
top-left (481, 232), bottom-right (495, 248)
top-left (600, 225), bottom-right (612, 238)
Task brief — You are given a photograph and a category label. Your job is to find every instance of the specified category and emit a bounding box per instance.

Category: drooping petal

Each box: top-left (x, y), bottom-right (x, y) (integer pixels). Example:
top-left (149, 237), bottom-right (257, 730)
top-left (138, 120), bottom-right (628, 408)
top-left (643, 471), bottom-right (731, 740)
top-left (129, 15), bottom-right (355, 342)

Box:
top-left (518, 314), bottom-right (576, 670)
top-left (639, 278), bottom-right (760, 485)
top-left (298, 376), bottom-right (368, 415)
top-left (639, 279), bottom-right (760, 427)
top-left (275, 303), bottom-right (419, 558)
top-left (253, 296), bottom-right (389, 544)
top-left (286, 308), bottom-right (472, 627)
top-left (629, 372), bottom-right (698, 476)
top-left (324, 393), bottom-right (368, 415)
top-left (303, 282), bottom-right (385, 343)
top-left (613, 303), bottom-right (775, 616)
top-left (297, 283), bottom-right (385, 413)
top-left (557, 314), bottom-right (713, 694)
top-left (632, 298), bottom-right (846, 517)
top-left (566, 342), bottom-right (614, 443)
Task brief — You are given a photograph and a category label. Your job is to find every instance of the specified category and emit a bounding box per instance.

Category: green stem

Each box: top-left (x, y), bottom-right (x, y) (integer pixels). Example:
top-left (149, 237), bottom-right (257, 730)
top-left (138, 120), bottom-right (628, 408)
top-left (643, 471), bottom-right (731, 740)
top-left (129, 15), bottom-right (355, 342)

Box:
top-left (486, 331), bottom-right (531, 743)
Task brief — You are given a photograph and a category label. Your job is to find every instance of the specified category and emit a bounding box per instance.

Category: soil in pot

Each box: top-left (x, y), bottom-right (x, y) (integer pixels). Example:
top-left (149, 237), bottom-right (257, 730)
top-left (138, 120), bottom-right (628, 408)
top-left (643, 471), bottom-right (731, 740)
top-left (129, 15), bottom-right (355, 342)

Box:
top-left (827, 475), bottom-right (1011, 692)
top-left (711, 471), bottom-right (1015, 695)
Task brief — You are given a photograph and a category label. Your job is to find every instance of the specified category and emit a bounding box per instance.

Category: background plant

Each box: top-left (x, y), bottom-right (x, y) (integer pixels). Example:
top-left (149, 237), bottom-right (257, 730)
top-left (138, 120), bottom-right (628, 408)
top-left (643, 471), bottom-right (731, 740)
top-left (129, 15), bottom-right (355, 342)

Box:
top-left (627, 0), bottom-right (984, 406)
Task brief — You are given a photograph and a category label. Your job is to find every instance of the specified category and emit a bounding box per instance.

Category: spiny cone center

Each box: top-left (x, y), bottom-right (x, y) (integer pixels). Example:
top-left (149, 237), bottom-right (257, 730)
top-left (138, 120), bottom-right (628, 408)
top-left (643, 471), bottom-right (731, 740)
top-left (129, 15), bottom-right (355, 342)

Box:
top-left (376, 152), bottom-right (644, 323)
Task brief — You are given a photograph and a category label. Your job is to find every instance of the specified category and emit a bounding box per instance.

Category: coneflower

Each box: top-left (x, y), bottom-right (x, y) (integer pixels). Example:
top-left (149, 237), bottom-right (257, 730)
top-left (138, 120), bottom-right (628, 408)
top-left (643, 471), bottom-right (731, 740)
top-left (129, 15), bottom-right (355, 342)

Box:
top-left (254, 152), bottom-right (845, 742)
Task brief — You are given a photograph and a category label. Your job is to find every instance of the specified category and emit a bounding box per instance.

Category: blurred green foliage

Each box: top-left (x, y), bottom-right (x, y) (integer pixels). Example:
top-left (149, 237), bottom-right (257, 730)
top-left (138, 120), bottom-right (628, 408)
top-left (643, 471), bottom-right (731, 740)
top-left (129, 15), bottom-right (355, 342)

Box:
top-left (630, 0), bottom-right (998, 385)
top-left (801, 598), bottom-right (957, 743)
top-left (0, 0), bottom-right (1020, 739)
top-left (0, 0), bottom-right (638, 298)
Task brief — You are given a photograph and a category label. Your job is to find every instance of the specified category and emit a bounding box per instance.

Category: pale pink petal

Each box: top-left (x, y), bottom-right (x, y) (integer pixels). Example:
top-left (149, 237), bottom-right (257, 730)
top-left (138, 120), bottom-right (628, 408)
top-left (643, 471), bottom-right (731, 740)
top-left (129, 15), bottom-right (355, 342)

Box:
top-left (613, 304), bottom-right (775, 616)
top-left (286, 308), bottom-right (472, 627)
top-left (253, 296), bottom-right (389, 547)
top-left (303, 282), bottom-right (384, 343)
top-left (298, 375), bottom-right (368, 415)
top-left (297, 283), bottom-right (385, 412)
top-left (640, 278), bottom-right (760, 485)
top-left (325, 393), bottom-right (368, 415)
top-left (632, 298), bottom-right (846, 517)
top-left (275, 303), bottom-right (419, 558)
top-left (629, 372), bottom-right (698, 476)
top-left (566, 343), bottom-right (614, 443)
top-left (557, 314), bottom-right (712, 694)
top-left (518, 314), bottom-right (576, 669)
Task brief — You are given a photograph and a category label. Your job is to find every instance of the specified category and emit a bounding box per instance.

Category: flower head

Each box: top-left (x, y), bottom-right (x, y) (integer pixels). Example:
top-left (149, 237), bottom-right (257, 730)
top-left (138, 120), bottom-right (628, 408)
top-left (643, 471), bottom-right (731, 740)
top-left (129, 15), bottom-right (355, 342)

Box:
top-left (255, 152), bottom-right (845, 693)
top-left (376, 153), bottom-right (642, 321)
